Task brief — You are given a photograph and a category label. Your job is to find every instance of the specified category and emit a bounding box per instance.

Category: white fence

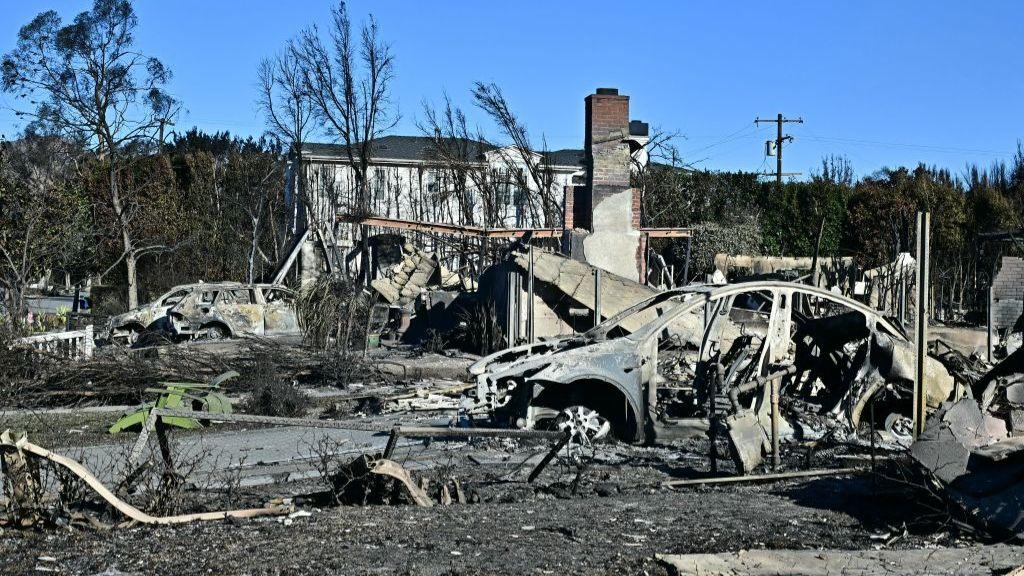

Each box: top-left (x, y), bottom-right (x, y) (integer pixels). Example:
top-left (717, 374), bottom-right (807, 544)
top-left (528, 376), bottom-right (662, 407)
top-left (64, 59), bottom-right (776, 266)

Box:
top-left (15, 325), bottom-right (95, 360)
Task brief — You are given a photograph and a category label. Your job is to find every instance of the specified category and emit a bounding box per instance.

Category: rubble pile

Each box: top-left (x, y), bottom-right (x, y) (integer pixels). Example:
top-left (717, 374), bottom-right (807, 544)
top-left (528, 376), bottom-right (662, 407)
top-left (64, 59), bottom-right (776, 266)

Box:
top-left (911, 347), bottom-right (1024, 538)
top-left (6, 239), bottom-right (1024, 573)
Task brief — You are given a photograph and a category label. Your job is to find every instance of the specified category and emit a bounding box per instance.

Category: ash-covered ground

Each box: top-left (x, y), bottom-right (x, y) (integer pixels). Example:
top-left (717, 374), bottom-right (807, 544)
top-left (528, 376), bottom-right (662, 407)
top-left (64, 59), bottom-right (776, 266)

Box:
top-left (0, 342), bottom-right (995, 576)
top-left (0, 422), bottom-right (978, 576)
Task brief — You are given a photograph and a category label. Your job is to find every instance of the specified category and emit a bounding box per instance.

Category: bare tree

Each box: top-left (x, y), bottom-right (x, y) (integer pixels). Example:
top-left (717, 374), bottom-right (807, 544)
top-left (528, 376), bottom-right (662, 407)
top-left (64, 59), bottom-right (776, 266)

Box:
top-left (471, 82), bottom-right (561, 227)
top-left (418, 94), bottom-right (507, 272)
top-left (292, 1), bottom-right (397, 215)
top-left (223, 146), bottom-right (284, 283)
top-left (418, 95), bottom-right (495, 228)
top-left (2, 0), bottom-right (178, 308)
top-left (631, 126), bottom-right (684, 226)
top-left (258, 45), bottom-right (313, 238)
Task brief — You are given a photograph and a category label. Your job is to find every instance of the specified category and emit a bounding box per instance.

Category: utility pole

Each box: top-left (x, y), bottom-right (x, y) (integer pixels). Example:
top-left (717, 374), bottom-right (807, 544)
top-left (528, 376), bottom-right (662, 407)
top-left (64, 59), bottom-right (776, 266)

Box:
top-left (755, 113), bottom-right (803, 189)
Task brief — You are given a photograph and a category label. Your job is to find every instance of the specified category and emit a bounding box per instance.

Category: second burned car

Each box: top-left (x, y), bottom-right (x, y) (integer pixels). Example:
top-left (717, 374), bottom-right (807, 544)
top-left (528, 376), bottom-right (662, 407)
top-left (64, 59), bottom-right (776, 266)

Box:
top-left (105, 282), bottom-right (299, 345)
top-left (466, 280), bottom-right (957, 471)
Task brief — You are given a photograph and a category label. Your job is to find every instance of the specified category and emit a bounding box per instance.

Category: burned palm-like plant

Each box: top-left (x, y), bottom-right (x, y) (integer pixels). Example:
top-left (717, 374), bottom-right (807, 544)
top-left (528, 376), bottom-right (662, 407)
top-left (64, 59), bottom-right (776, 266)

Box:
top-left (448, 301), bottom-right (504, 356)
top-left (296, 274), bottom-right (371, 351)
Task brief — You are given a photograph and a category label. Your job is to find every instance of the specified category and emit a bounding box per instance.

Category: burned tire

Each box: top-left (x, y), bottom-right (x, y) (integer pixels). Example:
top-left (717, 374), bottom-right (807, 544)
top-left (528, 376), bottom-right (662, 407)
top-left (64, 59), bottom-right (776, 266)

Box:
top-left (133, 330), bottom-right (171, 349)
top-left (202, 324), bottom-right (229, 340)
top-left (532, 379), bottom-right (641, 442)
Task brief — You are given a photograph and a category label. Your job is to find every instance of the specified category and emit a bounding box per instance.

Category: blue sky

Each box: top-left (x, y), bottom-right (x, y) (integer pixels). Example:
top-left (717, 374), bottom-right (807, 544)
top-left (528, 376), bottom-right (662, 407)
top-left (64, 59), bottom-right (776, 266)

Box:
top-left (1, 1), bottom-right (1022, 180)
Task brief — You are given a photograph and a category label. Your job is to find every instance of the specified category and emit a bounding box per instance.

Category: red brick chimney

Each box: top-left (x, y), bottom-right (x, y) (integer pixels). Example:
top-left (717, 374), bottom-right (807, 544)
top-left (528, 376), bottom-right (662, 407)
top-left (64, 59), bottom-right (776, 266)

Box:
top-left (585, 88), bottom-right (631, 213)
top-left (574, 88), bottom-right (643, 281)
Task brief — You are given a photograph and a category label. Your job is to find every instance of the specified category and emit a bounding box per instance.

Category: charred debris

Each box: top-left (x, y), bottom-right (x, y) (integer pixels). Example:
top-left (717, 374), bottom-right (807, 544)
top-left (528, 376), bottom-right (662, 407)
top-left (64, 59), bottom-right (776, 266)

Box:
top-left (7, 231), bottom-right (1024, 545)
top-left (4, 86), bottom-right (1024, 575)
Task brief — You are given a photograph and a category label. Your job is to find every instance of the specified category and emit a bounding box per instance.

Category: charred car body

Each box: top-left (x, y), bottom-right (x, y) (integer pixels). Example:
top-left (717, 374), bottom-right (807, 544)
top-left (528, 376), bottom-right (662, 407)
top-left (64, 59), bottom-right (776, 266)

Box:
top-left (468, 281), bottom-right (956, 470)
top-left (105, 282), bottom-right (299, 345)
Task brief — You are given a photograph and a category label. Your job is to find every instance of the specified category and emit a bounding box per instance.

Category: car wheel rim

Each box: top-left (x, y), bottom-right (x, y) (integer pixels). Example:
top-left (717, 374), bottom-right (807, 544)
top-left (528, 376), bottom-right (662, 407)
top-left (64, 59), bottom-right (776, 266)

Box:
top-left (556, 405), bottom-right (611, 446)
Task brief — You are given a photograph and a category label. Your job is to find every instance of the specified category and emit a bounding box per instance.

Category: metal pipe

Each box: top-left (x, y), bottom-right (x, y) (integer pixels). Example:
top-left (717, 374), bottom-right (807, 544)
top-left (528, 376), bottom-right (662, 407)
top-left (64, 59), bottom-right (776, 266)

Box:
top-left (727, 365), bottom-right (797, 411)
top-left (391, 426), bottom-right (566, 440)
top-left (663, 466), bottom-right (865, 488)
top-left (528, 244), bottom-right (535, 344)
top-left (771, 375), bottom-right (781, 470)
top-left (987, 285), bottom-right (994, 363)
top-left (594, 268), bottom-right (602, 329)
top-left (914, 211), bottom-right (930, 439)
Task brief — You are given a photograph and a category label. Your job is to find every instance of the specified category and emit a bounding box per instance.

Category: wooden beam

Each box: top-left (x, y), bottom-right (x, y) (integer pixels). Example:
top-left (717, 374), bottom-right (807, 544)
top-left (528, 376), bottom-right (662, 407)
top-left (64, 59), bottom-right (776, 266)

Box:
top-left (641, 228), bottom-right (693, 238)
top-left (342, 214), bottom-right (692, 240)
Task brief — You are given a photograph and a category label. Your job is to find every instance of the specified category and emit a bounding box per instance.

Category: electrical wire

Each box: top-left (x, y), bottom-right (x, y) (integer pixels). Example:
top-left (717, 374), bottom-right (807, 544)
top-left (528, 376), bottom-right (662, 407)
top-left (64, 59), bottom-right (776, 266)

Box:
top-left (681, 122), bottom-right (761, 158)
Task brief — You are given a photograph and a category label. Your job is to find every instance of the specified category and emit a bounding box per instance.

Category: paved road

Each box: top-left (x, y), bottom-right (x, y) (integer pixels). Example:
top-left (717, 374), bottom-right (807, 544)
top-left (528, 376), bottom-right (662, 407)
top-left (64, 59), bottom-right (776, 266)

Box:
top-left (72, 414), bottom-right (448, 487)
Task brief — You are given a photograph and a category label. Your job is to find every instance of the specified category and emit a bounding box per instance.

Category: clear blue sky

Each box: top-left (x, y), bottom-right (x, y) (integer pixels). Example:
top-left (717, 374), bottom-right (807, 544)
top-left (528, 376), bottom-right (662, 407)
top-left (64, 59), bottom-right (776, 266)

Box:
top-left (1, 1), bottom-right (1022, 180)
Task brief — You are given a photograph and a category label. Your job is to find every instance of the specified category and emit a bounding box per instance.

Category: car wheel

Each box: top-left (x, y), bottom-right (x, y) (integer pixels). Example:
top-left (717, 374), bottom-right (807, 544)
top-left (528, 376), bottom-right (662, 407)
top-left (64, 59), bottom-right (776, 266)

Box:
top-left (555, 405), bottom-right (611, 445)
top-left (204, 325), bottom-right (228, 340)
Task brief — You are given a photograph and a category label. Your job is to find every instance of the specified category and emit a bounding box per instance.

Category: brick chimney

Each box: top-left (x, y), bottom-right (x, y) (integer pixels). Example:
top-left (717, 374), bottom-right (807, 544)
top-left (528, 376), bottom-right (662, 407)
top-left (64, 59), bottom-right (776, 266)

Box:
top-left (585, 88), bottom-right (631, 204)
top-left (571, 88), bottom-right (643, 281)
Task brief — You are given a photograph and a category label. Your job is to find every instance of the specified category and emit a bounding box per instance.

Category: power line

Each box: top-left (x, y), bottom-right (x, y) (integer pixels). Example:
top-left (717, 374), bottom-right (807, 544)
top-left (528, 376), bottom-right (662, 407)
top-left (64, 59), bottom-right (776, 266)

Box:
top-left (681, 122), bottom-right (760, 157)
top-left (797, 134), bottom-right (1011, 157)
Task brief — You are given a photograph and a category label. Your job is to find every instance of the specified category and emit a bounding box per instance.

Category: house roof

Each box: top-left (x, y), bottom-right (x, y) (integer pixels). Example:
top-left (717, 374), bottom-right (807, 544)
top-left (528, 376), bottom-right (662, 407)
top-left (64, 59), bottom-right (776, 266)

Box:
top-left (543, 148), bottom-right (585, 168)
top-left (302, 135), bottom-right (584, 169)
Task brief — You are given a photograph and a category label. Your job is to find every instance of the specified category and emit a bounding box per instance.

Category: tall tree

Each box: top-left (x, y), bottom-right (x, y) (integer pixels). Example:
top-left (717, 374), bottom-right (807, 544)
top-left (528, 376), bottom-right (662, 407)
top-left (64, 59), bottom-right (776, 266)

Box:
top-left (2, 0), bottom-right (177, 308)
top-left (292, 1), bottom-right (397, 215)
top-left (472, 82), bottom-right (562, 227)
top-left (0, 135), bottom-right (90, 328)
top-left (258, 44), bottom-right (312, 239)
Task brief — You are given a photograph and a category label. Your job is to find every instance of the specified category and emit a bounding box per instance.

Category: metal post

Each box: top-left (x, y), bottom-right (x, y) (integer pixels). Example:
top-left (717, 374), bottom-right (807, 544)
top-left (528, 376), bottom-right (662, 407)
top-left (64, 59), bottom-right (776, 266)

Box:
top-left (913, 211), bottom-right (930, 439)
top-left (771, 375), bottom-right (781, 470)
top-left (682, 236), bottom-right (692, 285)
top-left (987, 285), bottom-right (994, 363)
top-left (709, 364), bottom-right (721, 474)
top-left (527, 244), bottom-right (535, 344)
top-left (594, 269), bottom-right (602, 329)
top-left (898, 271), bottom-right (906, 326)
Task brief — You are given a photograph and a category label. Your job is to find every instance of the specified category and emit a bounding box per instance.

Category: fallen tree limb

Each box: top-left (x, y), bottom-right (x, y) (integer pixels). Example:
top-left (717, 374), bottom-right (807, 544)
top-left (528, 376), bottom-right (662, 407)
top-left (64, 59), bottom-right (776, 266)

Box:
top-left (662, 466), bottom-right (866, 488)
top-left (0, 430), bottom-right (290, 525)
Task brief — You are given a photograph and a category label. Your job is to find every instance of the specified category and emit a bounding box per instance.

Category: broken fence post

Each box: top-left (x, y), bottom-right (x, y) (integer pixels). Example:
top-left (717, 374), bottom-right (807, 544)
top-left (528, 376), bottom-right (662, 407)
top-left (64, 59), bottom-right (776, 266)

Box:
top-left (383, 426), bottom-right (401, 459)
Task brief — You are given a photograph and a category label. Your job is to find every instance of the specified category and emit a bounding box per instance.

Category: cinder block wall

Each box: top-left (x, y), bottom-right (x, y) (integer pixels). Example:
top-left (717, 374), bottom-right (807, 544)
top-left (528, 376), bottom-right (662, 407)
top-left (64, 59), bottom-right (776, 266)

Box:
top-left (992, 256), bottom-right (1024, 330)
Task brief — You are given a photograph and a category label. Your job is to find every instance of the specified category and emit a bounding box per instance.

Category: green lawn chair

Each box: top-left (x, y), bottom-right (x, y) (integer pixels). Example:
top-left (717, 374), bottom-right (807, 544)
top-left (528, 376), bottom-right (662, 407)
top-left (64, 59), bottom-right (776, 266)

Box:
top-left (109, 370), bottom-right (237, 434)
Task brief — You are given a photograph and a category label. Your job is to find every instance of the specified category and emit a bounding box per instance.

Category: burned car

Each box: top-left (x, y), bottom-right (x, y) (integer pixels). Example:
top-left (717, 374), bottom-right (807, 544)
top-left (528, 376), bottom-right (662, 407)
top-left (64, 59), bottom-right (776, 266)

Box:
top-left (467, 281), bottom-right (956, 470)
top-left (105, 282), bottom-right (299, 345)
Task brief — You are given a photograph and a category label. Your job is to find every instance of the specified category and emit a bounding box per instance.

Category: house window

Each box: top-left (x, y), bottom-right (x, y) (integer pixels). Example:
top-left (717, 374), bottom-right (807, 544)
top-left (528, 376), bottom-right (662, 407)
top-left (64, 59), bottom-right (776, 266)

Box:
top-left (426, 170), bottom-right (439, 194)
top-left (514, 188), bottom-right (528, 227)
top-left (373, 169), bottom-right (387, 205)
top-left (492, 168), bottom-right (523, 206)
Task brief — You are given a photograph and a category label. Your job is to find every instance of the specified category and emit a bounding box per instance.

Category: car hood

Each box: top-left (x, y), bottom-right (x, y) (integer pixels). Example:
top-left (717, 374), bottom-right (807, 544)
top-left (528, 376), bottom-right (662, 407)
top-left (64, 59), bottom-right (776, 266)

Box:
top-left (468, 334), bottom-right (640, 381)
top-left (110, 305), bottom-right (152, 324)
